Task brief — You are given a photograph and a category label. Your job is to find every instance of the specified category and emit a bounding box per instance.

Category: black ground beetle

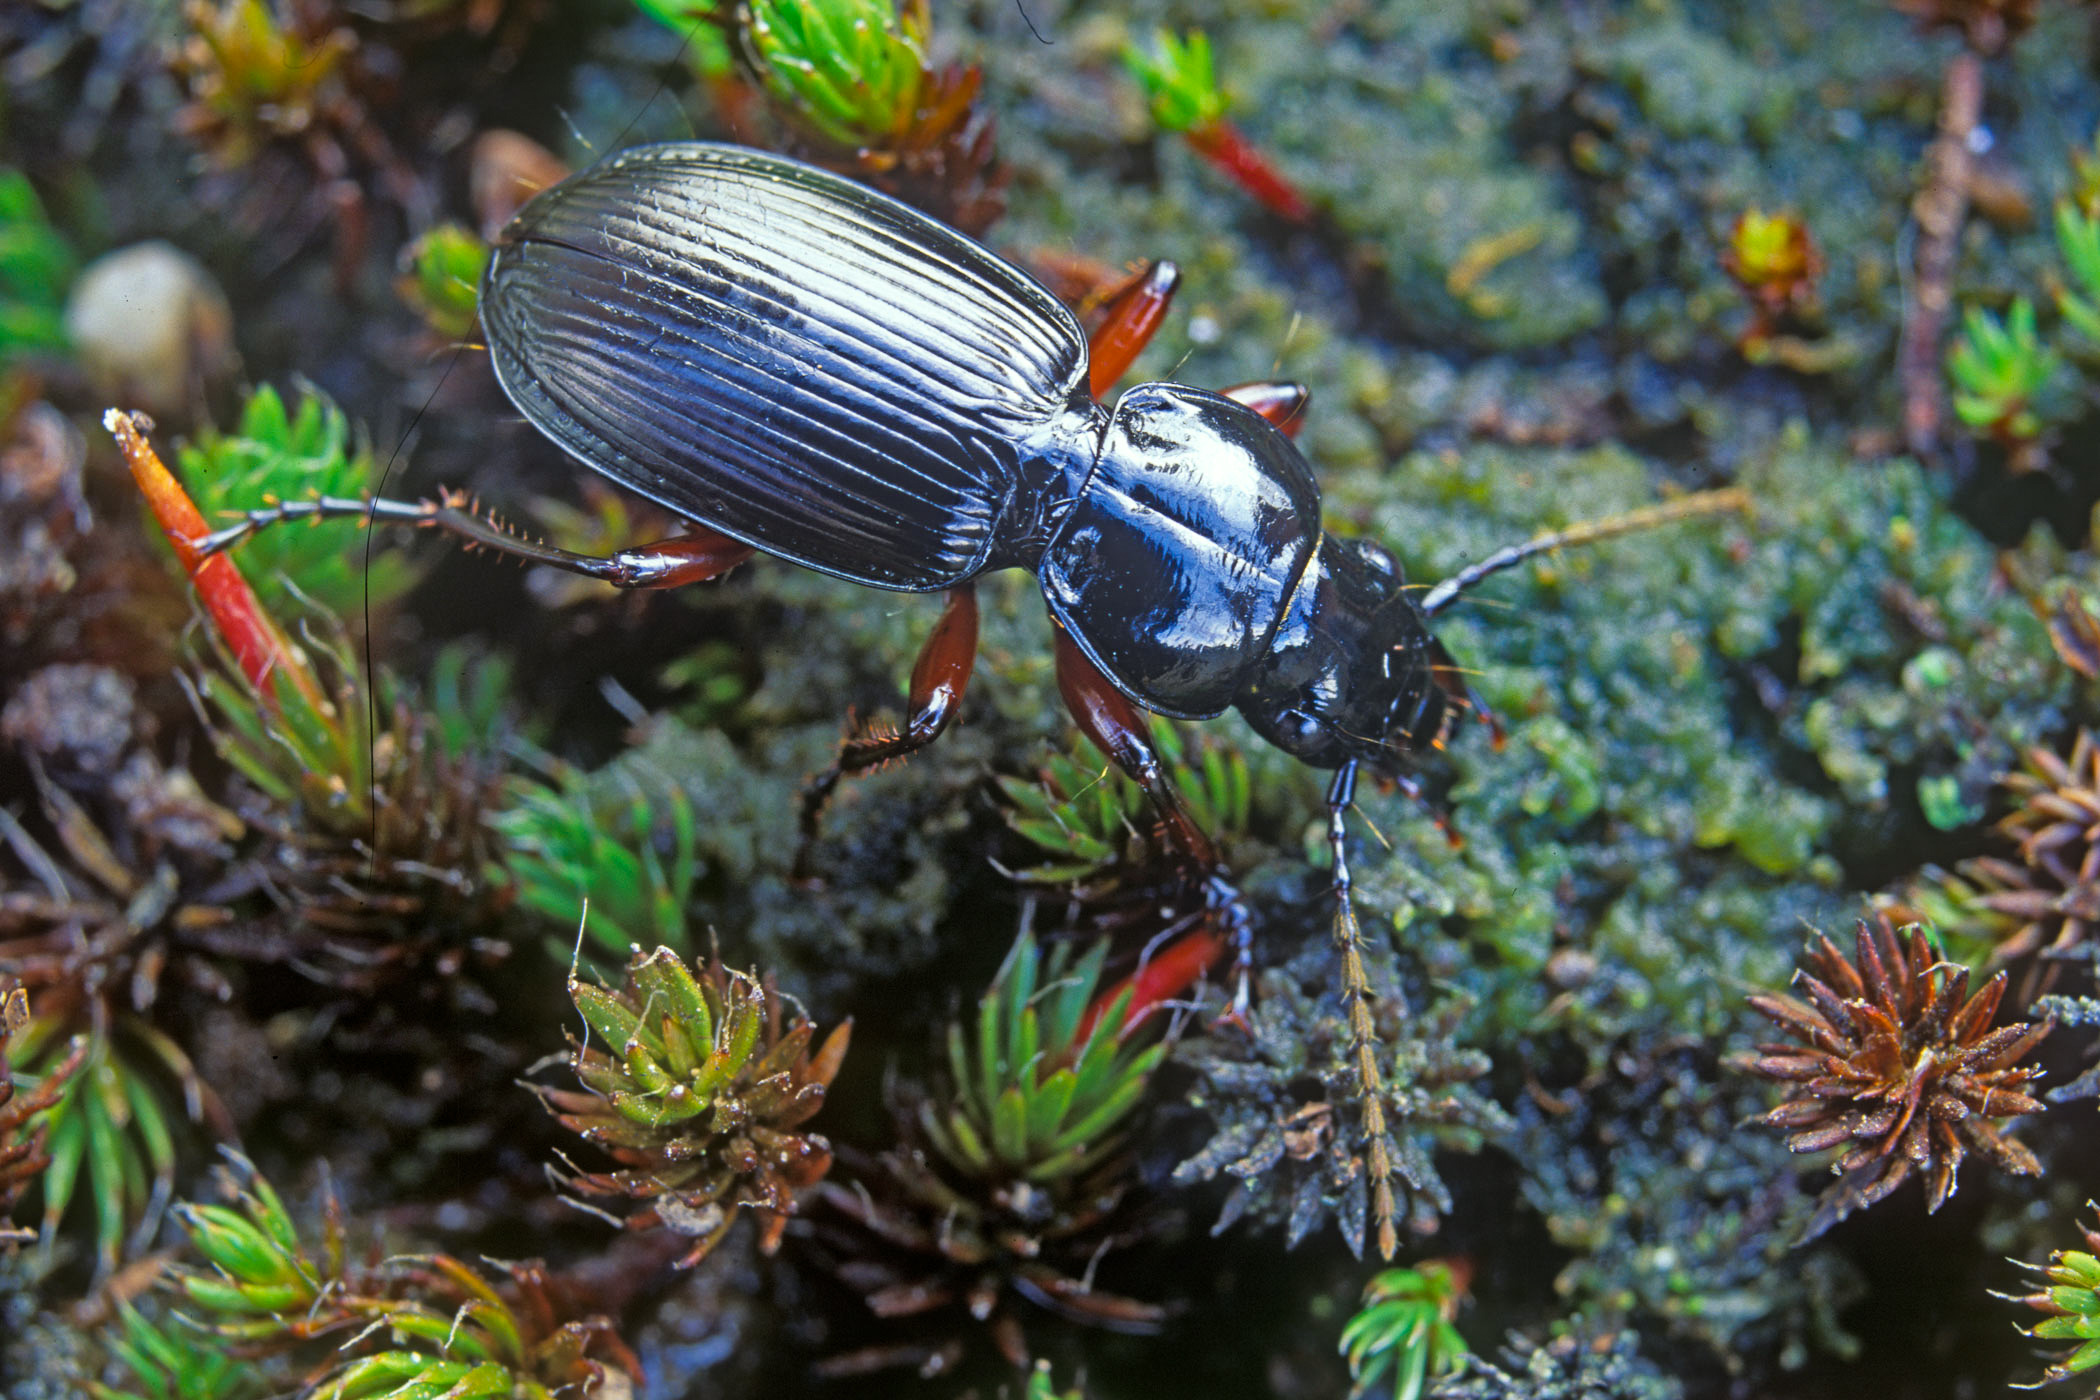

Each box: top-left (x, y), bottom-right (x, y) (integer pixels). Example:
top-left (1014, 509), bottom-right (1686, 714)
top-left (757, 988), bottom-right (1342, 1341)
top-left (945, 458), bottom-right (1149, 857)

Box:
top-left (192, 142), bottom-right (1742, 1252)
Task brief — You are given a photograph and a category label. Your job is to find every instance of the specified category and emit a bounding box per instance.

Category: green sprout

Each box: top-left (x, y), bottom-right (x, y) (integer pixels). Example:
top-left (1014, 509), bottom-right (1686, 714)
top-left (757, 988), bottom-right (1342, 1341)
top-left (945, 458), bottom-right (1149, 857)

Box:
top-left (1120, 27), bottom-right (1310, 221)
top-left (1121, 27), bottom-right (1228, 135)
top-left (1947, 298), bottom-right (2068, 447)
top-left (997, 721), bottom-right (1251, 883)
top-left (2005, 1205), bottom-right (2100, 1388)
top-left (1026, 1362), bottom-right (1086, 1400)
top-left (0, 168), bottom-right (74, 358)
top-left (189, 593), bottom-right (485, 861)
top-left (395, 222), bottom-right (488, 342)
top-left (490, 761), bottom-right (699, 959)
top-left (814, 926), bottom-right (1170, 1348)
top-left (747, 0), bottom-right (932, 146)
top-left (1340, 1261), bottom-right (1472, 1400)
top-left (921, 931), bottom-right (1165, 1184)
top-left (178, 384), bottom-right (420, 617)
top-left (534, 946), bottom-right (850, 1266)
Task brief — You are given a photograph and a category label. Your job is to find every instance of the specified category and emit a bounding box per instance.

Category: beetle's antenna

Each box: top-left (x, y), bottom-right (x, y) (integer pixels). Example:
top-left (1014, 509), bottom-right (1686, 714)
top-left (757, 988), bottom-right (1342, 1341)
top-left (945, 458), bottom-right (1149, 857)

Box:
top-left (601, 15), bottom-right (714, 157)
top-left (1418, 486), bottom-right (1751, 618)
top-left (1325, 760), bottom-right (1401, 1260)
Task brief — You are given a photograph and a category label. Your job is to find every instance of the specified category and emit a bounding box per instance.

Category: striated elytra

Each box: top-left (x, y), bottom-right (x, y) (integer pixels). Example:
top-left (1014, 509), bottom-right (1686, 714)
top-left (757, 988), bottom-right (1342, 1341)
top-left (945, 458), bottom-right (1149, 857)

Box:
top-left (478, 141), bottom-right (1461, 773)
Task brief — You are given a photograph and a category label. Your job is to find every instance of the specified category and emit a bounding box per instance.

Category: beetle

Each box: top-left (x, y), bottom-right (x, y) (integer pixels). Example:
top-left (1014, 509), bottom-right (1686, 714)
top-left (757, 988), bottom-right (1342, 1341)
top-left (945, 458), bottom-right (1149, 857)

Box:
top-left (197, 141), bottom-right (1734, 859)
top-left (191, 141), bottom-right (1741, 1257)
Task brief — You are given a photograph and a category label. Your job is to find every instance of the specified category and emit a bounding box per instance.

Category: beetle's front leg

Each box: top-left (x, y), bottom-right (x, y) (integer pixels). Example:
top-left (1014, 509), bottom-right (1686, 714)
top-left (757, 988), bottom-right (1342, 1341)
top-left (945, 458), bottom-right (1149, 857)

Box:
top-left (798, 584), bottom-right (980, 851)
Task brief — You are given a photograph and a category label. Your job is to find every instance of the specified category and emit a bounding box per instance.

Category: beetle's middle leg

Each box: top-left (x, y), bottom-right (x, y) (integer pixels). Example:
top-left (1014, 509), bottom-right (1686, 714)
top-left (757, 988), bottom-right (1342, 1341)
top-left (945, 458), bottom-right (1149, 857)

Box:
top-left (797, 584), bottom-right (981, 851)
top-left (1051, 625), bottom-right (1256, 1020)
top-left (1051, 625), bottom-right (1218, 871)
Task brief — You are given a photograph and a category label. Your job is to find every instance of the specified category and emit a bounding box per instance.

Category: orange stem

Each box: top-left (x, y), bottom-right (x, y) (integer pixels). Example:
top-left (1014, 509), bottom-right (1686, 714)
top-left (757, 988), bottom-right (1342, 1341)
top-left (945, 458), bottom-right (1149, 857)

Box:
top-left (1185, 121), bottom-right (1311, 223)
top-left (104, 410), bottom-right (321, 707)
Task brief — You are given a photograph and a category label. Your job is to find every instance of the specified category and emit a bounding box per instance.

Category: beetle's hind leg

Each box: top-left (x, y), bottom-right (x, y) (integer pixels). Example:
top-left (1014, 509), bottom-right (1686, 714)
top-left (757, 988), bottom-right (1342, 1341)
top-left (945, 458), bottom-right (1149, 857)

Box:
top-left (797, 584), bottom-right (981, 864)
top-left (187, 491), bottom-right (756, 589)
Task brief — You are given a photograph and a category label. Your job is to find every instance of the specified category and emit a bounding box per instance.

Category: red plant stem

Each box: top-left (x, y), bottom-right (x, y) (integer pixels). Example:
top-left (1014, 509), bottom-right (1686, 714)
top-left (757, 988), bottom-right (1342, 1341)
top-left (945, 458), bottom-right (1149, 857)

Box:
top-left (1185, 120), bottom-right (1312, 223)
top-left (1078, 922), bottom-right (1230, 1044)
top-left (1899, 48), bottom-right (1983, 459)
top-left (104, 410), bottom-right (320, 706)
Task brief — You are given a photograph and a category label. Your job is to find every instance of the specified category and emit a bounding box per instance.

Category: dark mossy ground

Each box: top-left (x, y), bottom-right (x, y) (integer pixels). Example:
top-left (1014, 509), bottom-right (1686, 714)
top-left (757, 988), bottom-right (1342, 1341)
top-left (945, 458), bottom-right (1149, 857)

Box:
top-left (6, 1), bottom-right (2100, 1398)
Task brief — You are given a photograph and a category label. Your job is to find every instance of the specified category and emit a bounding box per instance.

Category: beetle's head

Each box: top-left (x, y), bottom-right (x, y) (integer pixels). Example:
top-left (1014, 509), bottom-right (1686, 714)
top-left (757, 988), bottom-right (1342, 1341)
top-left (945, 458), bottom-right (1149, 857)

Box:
top-left (1234, 536), bottom-right (1464, 772)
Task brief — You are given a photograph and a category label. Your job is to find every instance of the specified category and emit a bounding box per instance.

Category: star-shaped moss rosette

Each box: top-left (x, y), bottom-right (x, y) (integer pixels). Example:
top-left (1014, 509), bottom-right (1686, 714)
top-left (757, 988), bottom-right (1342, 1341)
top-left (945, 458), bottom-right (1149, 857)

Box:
top-left (1948, 298), bottom-right (2070, 467)
top-left (534, 946), bottom-right (850, 1268)
top-left (1738, 916), bottom-right (2051, 1240)
top-left (171, 0), bottom-right (357, 170)
top-left (2004, 1205), bottom-right (2100, 1389)
top-left (633, 0), bottom-right (1005, 234)
top-left (1906, 724), bottom-right (2100, 993)
top-left (812, 931), bottom-right (1167, 1373)
top-left (491, 761), bottom-right (698, 963)
top-left (176, 384), bottom-right (422, 618)
top-left (125, 1153), bottom-right (641, 1399)
top-left (1977, 729), bottom-right (2100, 965)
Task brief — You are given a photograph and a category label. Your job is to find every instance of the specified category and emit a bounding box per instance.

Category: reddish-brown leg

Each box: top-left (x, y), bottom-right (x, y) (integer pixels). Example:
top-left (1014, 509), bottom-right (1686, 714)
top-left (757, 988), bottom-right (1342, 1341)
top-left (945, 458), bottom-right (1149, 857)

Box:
top-left (607, 527), bottom-right (756, 588)
top-left (1220, 380), bottom-right (1312, 438)
top-left (1052, 625), bottom-right (1218, 869)
top-left (800, 584), bottom-right (981, 844)
top-left (1087, 260), bottom-right (1180, 399)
